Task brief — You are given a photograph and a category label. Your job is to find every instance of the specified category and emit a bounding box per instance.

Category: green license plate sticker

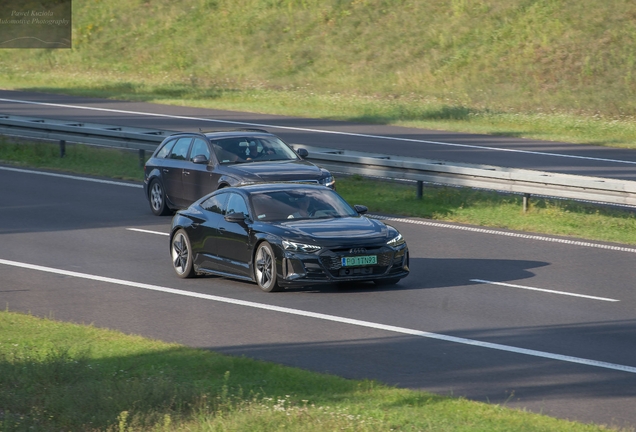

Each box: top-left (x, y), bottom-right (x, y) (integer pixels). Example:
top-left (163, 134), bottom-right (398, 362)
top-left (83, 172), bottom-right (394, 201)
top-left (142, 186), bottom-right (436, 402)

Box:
top-left (341, 255), bottom-right (377, 267)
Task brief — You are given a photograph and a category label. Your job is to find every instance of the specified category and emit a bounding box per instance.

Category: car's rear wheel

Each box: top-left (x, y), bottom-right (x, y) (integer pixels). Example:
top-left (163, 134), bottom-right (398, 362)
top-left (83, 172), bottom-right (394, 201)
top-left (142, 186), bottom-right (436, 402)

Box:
top-left (149, 179), bottom-right (172, 216)
top-left (254, 242), bottom-right (281, 292)
top-left (171, 229), bottom-right (195, 278)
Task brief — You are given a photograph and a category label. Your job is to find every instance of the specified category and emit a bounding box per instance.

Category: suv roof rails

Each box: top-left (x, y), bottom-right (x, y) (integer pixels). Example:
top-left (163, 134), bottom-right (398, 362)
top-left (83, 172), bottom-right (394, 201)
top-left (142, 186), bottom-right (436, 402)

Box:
top-left (231, 128), bottom-right (270, 133)
top-left (197, 128), bottom-right (270, 134)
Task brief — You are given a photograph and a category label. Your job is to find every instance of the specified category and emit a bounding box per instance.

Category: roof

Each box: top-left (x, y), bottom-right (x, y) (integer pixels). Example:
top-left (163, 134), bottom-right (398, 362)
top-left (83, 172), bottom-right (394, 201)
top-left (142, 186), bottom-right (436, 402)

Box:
top-left (164, 129), bottom-right (274, 140)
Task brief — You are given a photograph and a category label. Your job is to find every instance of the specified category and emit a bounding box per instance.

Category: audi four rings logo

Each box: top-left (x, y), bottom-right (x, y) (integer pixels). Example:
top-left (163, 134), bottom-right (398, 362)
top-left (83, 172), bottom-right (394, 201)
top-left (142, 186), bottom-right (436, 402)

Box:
top-left (350, 248), bottom-right (367, 254)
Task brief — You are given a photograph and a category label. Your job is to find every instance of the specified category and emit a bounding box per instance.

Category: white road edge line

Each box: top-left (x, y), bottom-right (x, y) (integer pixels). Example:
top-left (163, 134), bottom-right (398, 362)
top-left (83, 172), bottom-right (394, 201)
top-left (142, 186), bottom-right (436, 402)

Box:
top-left (470, 279), bottom-right (619, 302)
top-left (2, 97), bottom-right (636, 166)
top-left (4, 165), bottom-right (636, 255)
top-left (126, 228), bottom-right (169, 236)
top-left (370, 215), bottom-right (636, 254)
top-left (1, 257), bottom-right (635, 374)
top-left (127, 229), bottom-right (621, 302)
top-left (0, 165), bottom-right (143, 188)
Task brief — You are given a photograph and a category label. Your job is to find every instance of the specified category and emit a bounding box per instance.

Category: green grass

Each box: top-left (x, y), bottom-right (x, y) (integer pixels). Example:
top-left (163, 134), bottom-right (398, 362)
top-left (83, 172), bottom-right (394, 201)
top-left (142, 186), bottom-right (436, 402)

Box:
top-left (2, 138), bottom-right (636, 246)
top-left (2, 2), bottom-right (636, 430)
top-left (2, 0), bottom-right (636, 147)
top-left (0, 138), bottom-right (144, 181)
top-left (338, 175), bottom-right (636, 245)
top-left (0, 310), bottom-right (623, 431)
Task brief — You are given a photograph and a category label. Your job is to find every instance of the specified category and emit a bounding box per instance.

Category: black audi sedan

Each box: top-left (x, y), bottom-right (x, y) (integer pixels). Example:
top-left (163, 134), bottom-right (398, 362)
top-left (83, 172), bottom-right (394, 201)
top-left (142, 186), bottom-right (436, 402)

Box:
top-left (144, 129), bottom-right (335, 216)
top-left (169, 183), bottom-right (409, 292)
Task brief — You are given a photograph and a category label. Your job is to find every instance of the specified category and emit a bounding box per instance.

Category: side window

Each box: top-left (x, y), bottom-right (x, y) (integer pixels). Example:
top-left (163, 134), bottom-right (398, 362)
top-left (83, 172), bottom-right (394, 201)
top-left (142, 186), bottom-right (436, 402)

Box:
top-left (226, 193), bottom-right (249, 216)
top-left (189, 138), bottom-right (210, 161)
top-left (201, 193), bottom-right (228, 215)
top-left (155, 139), bottom-right (176, 159)
top-left (169, 137), bottom-right (193, 160)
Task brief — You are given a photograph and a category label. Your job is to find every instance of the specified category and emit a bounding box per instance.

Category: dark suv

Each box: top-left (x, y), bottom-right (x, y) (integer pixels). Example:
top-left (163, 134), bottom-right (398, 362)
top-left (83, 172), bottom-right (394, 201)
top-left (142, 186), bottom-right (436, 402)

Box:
top-left (143, 129), bottom-right (335, 215)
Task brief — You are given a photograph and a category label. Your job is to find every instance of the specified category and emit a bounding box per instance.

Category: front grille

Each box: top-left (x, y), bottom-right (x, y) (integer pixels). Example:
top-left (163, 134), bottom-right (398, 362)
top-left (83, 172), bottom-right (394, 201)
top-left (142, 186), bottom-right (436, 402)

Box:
top-left (289, 179), bottom-right (319, 184)
top-left (319, 246), bottom-right (394, 278)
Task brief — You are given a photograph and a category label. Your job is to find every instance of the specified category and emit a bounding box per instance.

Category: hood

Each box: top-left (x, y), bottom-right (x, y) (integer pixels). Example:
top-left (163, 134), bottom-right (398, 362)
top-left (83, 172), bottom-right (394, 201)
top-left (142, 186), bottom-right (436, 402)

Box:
top-left (272, 216), bottom-right (390, 245)
top-left (228, 160), bottom-right (324, 181)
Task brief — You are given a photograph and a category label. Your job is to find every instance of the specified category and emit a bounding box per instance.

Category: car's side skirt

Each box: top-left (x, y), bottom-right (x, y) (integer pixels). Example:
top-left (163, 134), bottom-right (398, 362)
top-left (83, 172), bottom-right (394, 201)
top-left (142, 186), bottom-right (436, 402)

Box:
top-left (195, 266), bottom-right (255, 283)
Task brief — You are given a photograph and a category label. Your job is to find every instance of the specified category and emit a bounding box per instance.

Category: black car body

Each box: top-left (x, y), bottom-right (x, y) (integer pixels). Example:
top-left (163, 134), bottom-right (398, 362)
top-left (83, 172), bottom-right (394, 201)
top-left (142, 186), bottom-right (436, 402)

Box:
top-left (144, 129), bottom-right (334, 215)
top-left (169, 183), bottom-right (409, 291)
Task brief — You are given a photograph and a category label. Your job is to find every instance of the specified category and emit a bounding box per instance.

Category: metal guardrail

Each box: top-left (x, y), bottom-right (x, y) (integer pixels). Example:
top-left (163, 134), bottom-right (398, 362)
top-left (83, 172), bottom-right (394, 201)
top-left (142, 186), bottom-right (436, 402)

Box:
top-left (2, 114), bottom-right (636, 207)
top-left (301, 145), bottom-right (636, 207)
top-left (0, 114), bottom-right (171, 151)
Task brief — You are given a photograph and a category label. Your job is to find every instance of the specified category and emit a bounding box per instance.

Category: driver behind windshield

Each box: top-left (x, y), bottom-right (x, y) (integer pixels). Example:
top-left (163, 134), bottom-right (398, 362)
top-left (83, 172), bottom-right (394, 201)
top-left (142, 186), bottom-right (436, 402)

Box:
top-left (287, 195), bottom-right (312, 219)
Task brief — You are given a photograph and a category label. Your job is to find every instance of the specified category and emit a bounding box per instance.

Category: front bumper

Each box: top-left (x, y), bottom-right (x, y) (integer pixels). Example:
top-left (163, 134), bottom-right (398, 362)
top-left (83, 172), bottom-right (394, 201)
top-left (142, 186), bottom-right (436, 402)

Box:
top-left (278, 243), bottom-right (409, 286)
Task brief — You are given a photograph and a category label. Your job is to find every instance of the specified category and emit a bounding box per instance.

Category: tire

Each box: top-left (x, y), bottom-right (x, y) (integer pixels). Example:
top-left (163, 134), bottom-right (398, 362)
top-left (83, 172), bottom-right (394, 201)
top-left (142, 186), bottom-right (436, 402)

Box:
top-left (171, 229), bottom-right (196, 278)
top-left (254, 242), bottom-right (282, 292)
top-left (149, 179), bottom-right (172, 216)
top-left (373, 277), bottom-right (401, 286)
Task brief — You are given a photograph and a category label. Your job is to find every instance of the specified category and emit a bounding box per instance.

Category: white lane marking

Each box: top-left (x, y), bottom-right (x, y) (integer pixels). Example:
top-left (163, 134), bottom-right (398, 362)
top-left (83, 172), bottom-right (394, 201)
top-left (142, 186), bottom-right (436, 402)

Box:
top-left (1, 258), bottom-right (634, 374)
top-left (371, 215), bottom-right (636, 254)
top-left (128, 227), bottom-right (623, 302)
top-left (3, 165), bottom-right (636, 255)
top-left (470, 279), bottom-right (619, 302)
top-left (126, 228), bottom-right (169, 236)
top-left (2, 97), bottom-right (636, 166)
top-left (0, 165), bottom-right (143, 188)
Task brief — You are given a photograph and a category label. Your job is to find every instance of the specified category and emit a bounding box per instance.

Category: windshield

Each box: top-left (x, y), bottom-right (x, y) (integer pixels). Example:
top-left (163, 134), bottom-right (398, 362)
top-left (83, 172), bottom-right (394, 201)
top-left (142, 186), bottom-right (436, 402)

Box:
top-left (251, 189), bottom-right (358, 221)
top-left (211, 136), bottom-right (299, 164)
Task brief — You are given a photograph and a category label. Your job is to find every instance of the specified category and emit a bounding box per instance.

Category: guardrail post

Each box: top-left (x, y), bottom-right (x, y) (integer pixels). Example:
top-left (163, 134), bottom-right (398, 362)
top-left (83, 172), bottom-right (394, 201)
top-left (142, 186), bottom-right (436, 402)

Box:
top-left (417, 181), bottom-right (423, 199)
top-left (523, 193), bottom-right (531, 212)
top-left (59, 140), bottom-right (66, 158)
top-left (138, 149), bottom-right (145, 168)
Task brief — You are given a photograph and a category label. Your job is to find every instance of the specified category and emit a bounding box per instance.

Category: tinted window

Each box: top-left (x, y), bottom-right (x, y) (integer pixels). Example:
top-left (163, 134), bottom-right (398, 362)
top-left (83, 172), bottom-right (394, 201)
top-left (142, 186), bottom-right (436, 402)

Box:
top-left (169, 137), bottom-right (193, 160)
top-left (155, 139), bottom-right (176, 159)
top-left (201, 193), bottom-right (228, 215)
top-left (226, 193), bottom-right (249, 216)
top-left (190, 138), bottom-right (210, 161)
top-left (251, 189), bottom-right (357, 221)
top-left (212, 136), bottom-right (298, 164)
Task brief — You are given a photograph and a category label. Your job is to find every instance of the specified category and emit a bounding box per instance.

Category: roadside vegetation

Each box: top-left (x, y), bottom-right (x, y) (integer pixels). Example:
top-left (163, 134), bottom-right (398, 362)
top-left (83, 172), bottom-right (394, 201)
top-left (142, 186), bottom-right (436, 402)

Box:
top-left (2, 1), bottom-right (636, 430)
top-left (0, 310), bottom-right (625, 431)
top-left (2, 0), bottom-right (636, 148)
top-left (2, 138), bottom-right (636, 245)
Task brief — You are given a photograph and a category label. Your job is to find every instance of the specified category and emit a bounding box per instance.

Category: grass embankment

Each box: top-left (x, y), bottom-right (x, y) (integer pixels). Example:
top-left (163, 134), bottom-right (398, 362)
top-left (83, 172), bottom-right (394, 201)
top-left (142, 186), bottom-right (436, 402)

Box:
top-left (2, 139), bottom-right (636, 245)
top-left (2, 0), bottom-right (636, 147)
top-left (0, 311), bottom-right (621, 431)
top-left (2, 2), bottom-right (636, 430)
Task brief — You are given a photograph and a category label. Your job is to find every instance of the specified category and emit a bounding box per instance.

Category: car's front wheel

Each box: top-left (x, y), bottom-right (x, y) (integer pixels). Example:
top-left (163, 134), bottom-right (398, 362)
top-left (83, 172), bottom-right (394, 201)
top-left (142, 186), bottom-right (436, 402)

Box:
top-left (149, 179), bottom-right (172, 216)
top-left (254, 242), bottom-right (282, 292)
top-left (171, 229), bottom-right (196, 278)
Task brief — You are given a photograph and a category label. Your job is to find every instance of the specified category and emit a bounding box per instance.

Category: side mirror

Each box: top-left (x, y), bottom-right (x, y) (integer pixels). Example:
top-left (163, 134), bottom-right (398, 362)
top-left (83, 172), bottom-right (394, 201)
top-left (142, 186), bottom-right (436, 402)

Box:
top-left (354, 205), bottom-right (368, 215)
top-left (224, 212), bottom-right (247, 223)
top-left (296, 148), bottom-right (309, 158)
top-left (192, 154), bottom-right (209, 164)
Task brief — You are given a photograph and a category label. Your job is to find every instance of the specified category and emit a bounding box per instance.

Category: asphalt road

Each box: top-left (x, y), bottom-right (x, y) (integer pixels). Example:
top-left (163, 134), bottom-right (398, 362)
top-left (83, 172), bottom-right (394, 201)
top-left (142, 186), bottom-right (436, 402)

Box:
top-left (1, 91), bottom-right (636, 428)
top-left (2, 89), bottom-right (636, 180)
top-left (1, 165), bottom-right (636, 429)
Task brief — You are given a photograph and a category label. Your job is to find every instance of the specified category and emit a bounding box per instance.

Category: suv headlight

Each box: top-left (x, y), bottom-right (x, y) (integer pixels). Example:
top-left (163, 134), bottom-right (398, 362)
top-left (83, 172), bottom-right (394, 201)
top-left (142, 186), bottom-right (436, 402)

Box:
top-left (319, 175), bottom-right (335, 188)
top-left (283, 240), bottom-right (322, 253)
top-left (387, 233), bottom-right (405, 247)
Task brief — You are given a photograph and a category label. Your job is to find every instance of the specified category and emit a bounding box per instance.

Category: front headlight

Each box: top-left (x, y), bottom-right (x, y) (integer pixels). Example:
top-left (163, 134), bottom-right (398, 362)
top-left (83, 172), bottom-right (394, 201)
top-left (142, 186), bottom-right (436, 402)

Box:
top-left (283, 240), bottom-right (322, 253)
top-left (319, 175), bottom-right (335, 188)
top-left (387, 233), bottom-right (405, 247)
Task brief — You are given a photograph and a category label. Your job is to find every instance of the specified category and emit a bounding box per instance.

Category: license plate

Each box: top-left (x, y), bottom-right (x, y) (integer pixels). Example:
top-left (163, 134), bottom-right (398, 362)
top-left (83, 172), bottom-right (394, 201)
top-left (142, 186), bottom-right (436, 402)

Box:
top-left (341, 255), bottom-right (377, 267)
